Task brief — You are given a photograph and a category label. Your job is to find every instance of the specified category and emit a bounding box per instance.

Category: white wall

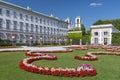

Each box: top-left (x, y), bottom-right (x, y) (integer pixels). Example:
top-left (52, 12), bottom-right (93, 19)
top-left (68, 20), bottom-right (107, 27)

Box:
top-left (91, 27), bottom-right (112, 45)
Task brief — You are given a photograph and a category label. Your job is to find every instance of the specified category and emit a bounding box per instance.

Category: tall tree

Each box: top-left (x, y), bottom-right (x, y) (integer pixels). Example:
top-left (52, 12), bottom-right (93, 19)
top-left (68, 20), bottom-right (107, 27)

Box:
top-left (81, 24), bottom-right (86, 35)
top-left (93, 19), bottom-right (120, 30)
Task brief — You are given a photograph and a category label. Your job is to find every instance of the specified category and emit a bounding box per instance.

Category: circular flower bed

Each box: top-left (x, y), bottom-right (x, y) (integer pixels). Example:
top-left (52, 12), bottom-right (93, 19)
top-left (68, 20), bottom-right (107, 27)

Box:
top-left (19, 51), bottom-right (97, 77)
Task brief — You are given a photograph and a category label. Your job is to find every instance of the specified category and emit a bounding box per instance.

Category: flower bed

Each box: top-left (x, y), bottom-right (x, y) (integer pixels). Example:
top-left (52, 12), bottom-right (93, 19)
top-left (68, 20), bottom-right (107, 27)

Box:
top-left (68, 45), bottom-right (99, 50)
top-left (19, 51), bottom-right (97, 77)
top-left (26, 51), bottom-right (46, 56)
top-left (19, 54), bottom-right (97, 77)
top-left (75, 52), bottom-right (120, 61)
top-left (75, 47), bottom-right (88, 50)
top-left (85, 46), bottom-right (99, 49)
top-left (106, 48), bottom-right (120, 52)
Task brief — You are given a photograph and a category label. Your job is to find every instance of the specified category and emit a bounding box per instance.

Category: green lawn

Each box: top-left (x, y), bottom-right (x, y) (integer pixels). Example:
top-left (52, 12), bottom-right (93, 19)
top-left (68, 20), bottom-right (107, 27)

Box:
top-left (0, 48), bottom-right (120, 80)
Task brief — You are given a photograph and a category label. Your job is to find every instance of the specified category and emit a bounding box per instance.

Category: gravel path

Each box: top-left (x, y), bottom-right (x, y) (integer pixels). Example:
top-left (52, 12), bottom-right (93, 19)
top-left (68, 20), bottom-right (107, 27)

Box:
top-left (0, 46), bottom-right (67, 51)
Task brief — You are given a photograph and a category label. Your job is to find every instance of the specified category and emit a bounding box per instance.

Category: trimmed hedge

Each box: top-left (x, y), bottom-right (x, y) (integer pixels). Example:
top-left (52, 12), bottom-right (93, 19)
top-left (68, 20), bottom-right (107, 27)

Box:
top-left (112, 32), bottom-right (120, 45)
top-left (0, 39), bottom-right (12, 46)
top-left (68, 31), bottom-right (82, 44)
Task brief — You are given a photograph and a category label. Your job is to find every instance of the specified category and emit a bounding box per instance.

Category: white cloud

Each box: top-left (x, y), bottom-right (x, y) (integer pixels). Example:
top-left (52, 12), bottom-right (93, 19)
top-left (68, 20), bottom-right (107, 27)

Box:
top-left (89, 2), bottom-right (103, 7)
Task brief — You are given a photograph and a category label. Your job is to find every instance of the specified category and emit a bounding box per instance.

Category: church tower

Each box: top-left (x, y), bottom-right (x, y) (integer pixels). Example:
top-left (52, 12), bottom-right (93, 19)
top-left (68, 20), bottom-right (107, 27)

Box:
top-left (65, 18), bottom-right (71, 29)
top-left (75, 16), bottom-right (81, 29)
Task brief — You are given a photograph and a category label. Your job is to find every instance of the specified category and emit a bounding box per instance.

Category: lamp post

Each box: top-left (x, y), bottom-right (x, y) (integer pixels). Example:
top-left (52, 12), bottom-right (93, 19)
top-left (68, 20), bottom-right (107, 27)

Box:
top-left (64, 38), bottom-right (67, 45)
top-left (70, 39), bottom-right (72, 45)
top-left (40, 36), bottom-right (43, 45)
top-left (11, 34), bottom-right (15, 46)
top-left (29, 35), bottom-right (33, 46)
top-left (58, 36), bottom-right (61, 45)
top-left (86, 40), bottom-right (88, 45)
top-left (79, 39), bottom-right (82, 45)
top-left (50, 36), bottom-right (53, 45)
top-left (59, 38), bottom-right (61, 45)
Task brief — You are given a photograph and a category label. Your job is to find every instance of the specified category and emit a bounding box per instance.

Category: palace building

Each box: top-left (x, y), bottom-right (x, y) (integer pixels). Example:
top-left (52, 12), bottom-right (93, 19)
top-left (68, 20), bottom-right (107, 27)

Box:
top-left (91, 24), bottom-right (119, 45)
top-left (0, 1), bottom-right (68, 45)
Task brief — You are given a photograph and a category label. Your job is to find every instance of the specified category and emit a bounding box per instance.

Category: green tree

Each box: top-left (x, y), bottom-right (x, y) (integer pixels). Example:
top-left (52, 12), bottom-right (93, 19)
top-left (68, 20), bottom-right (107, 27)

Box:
top-left (68, 32), bottom-right (82, 44)
top-left (93, 19), bottom-right (120, 30)
top-left (112, 32), bottom-right (120, 45)
top-left (82, 35), bottom-right (91, 45)
top-left (93, 20), bottom-right (104, 25)
top-left (73, 27), bottom-right (80, 31)
top-left (81, 24), bottom-right (86, 35)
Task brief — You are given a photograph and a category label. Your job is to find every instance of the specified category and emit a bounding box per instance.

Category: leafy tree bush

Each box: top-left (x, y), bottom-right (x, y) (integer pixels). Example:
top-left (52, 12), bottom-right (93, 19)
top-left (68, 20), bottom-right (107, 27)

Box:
top-left (82, 33), bottom-right (91, 45)
top-left (68, 31), bottom-right (82, 44)
top-left (81, 24), bottom-right (86, 35)
top-left (112, 32), bottom-right (120, 45)
top-left (68, 23), bottom-right (91, 45)
top-left (82, 24), bottom-right (91, 45)
top-left (93, 19), bottom-right (120, 30)
top-left (73, 27), bottom-right (80, 31)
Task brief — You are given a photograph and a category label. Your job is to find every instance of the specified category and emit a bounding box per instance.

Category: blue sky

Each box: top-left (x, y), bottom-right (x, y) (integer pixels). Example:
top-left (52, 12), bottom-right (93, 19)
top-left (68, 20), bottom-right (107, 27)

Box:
top-left (3, 0), bottom-right (120, 30)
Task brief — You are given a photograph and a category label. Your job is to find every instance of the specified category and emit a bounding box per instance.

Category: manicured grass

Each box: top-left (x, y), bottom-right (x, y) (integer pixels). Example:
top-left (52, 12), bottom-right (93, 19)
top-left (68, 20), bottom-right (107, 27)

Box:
top-left (0, 48), bottom-right (120, 80)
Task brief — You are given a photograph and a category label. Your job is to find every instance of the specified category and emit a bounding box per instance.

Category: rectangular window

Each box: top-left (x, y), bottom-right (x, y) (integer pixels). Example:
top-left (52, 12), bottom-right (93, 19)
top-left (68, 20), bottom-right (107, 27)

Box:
top-left (94, 38), bottom-right (98, 44)
top-left (6, 20), bottom-right (10, 29)
top-left (44, 27), bottom-right (46, 34)
top-left (25, 23), bottom-right (29, 32)
top-left (35, 25), bottom-right (38, 33)
top-left (43, 19), bottom-right (46, 25)
top-left (104, 38), bottom-right (108, 42)
top-left (94, 32), bottom-right (98, 36)
top-left (35, 17), bottom-right (38, 23)
top-left (20, 22), bottom-right (23, 31)
top-left (51, 28), bottom-right (53, 34)
top-left (47, 20), bottom-right (49, 25)
top-left (54, 28), bottom-right (55, 34)
top-left (40, 26), bottom-right (42, 33)
top-left (25, 15), bottom-right (28, 21)
top-left (6, 10), bottom-right (10, 17)
top-left (20, 13), bottom-right (23, 20)
top-left (0, 19), bottom-right (2, 29)
top-left (104, 32), bottom-right (108, 35)
top-left (40, 18), bottom-right (42, 24)
top-left (47, 27), bottom-right (49, 34)
top-left (31, 16), bottom-right (33, 22)
top-left (31, 24), bottom-right (34, 32)
top-left (13, 11), bottom-right (17, 18)
top-left (51, 21), bottom-right (52, 26)
top-left (0, 8), bottom-right (2, 15)
top-left (13, 21), bottom-right (17, 30)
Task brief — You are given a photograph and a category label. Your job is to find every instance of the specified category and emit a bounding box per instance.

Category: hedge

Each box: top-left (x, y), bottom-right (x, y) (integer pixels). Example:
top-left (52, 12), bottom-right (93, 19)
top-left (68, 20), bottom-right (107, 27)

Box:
top-left (68, 31), bottom-right (82, 44)
top-left (0, 39), bottom-right (12, 46)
